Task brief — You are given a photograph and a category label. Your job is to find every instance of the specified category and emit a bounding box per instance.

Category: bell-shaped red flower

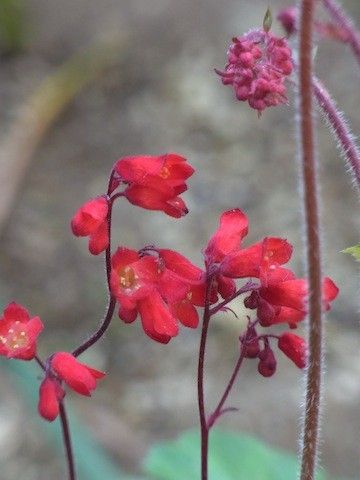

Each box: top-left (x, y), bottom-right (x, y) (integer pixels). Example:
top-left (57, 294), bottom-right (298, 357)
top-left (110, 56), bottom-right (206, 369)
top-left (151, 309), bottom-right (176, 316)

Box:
top-left (113, 153), bottom-right (194, 218)
top-left (221, 236), bottom-right (293, 279)
top-left (38, 377), bottom-right (65, 422)
top-left (0, 303), bottom-right (43, 360)
top-left (278, 332), bottom-right (307, 369)
top-left (71, 196), bottom-right (109, 255)
top-left (110, 247), bottom-right (159, 309)
top-left (51, 352), bottom-right (105, 396)
top-left (204, 209), bottom-right (249, 265)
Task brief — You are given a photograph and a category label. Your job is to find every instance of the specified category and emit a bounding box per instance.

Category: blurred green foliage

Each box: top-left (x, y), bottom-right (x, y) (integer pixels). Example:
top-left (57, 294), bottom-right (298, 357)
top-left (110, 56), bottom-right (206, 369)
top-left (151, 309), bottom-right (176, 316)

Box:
top-left (0, 0), bottom-right (26, 55)
top-left (1, 360), bottom-right (356, 480)
top-left (3, 360), bottom-right (144, 480)
top-left (144, 429), bottom-right (352, 480)
top-left (342, 244), bottom-right (360, 261)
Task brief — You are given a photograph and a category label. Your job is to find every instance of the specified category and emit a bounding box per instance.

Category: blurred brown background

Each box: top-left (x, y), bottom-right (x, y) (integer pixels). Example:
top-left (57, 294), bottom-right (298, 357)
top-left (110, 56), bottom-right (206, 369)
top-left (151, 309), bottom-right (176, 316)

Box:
top-left (0, 0), bottom-right (359, 478)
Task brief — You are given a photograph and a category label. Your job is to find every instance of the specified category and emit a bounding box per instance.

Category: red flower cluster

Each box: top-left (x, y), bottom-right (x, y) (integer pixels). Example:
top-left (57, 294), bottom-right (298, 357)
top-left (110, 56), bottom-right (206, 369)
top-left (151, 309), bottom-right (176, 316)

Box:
top-left (113, 153), bottom-right (194, 218)
top-left (216, 29), bottom-right (293, 113)
top-left (38, 352), bottom-right (105, 421)
top-left (0, 303), bottom-right (43, 360)
top-left (71, 154), bottom-right (194, 254)
top-left (110, 247), bottom-right (206, 343)
top-left (204, 209), bottom-right (338, 373)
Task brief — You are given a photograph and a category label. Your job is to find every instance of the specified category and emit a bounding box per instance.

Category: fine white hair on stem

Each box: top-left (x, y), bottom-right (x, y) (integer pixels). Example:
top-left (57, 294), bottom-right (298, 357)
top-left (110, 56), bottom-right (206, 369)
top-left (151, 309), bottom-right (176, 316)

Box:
top-left (313, 76), bottom-right (360, 195)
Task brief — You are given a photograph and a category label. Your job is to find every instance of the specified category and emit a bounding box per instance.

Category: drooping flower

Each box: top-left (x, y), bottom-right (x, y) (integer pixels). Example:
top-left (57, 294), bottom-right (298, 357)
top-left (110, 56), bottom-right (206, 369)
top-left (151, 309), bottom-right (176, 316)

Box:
top-left (0, 303), bottom-right (43, 360)
top-left (204, 209), bottom-right (249, 265)
top-left (216, 29), bottom-right (293, 113)
top-left (278, 332), bottom-right (307, 368)
top-left (51, 352), bottom-right (105, 396)
top-left (112, 247), bottom-right (204, 342)
top-left (38, 377), bottom-right (65, 422)
top-left (71, 196), bottom-right (109, 255)
top-left (113, 153), bottom-right (194, 218)
top-left (110, 247), bottom-right (159, 310)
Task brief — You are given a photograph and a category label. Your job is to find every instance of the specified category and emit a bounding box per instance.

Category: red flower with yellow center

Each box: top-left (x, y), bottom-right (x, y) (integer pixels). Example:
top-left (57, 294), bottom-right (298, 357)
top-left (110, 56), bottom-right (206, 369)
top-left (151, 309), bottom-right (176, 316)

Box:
top-left (0, 303), bottom-right (43, 360)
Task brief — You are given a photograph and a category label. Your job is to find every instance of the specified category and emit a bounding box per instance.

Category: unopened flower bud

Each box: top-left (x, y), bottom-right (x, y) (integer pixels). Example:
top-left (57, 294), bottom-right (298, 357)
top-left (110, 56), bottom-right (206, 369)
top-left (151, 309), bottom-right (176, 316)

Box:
top-left (258, 346), bottom-right (277, 377)
top-left (243, 326), bottom-right (260, 358)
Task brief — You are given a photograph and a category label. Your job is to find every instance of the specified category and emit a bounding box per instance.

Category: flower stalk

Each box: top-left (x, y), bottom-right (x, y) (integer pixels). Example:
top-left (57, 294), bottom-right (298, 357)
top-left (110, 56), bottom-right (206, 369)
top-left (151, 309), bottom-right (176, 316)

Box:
top-left (323, 0), bottom-right (360, 65)
top-left (313, 76), bottom-right (360, 189)
top-left (298, 1), bottom-right (324, 479)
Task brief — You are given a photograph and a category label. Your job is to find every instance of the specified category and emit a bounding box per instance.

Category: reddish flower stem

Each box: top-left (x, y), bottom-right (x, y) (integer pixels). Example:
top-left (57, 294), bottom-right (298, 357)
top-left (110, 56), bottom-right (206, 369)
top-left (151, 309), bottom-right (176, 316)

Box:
top-left (207, 339), bottom-right (246, 429)
top-left (34, 354), bottom-right (46, 371)
top-left (197, 273), bottom-right (215, 480)
top-left (72, 171), bottom-right (117, 358)
top-left (323, 0), bottom-right (360, 65)
top-left (59, 402), bottom-right (76, 480)
top-left (298, 1), bottom-right (323, 480)
top-left (312, 76), bottom-right (360, 188)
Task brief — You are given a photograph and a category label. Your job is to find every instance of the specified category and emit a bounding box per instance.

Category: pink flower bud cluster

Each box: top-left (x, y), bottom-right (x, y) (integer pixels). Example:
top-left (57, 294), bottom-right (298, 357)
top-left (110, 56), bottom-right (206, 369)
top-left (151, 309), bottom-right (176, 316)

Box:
top-left (216, 30), bottom-right (293, 113)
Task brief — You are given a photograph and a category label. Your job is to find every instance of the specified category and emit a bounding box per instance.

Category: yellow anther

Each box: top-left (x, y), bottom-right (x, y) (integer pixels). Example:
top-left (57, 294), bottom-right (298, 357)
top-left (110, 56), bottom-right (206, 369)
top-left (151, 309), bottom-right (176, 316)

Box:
top-left (159, 166), bottom-right (170, 179)
top-left (119, 266), bottom-right (137, 289)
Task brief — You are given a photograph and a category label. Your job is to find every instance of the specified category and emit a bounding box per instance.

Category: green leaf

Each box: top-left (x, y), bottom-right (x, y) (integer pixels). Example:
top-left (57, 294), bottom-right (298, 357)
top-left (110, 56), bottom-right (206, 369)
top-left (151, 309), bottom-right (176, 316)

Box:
top-left (144, 429), bottom-right (330, 480)
top-left (342, 244), bottom-right (360, 261)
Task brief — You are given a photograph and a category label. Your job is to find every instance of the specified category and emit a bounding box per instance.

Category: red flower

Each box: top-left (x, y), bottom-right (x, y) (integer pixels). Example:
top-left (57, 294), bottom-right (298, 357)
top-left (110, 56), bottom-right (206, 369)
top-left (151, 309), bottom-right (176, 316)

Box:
top-left (113, 153), bottom-right (194, 217)
top-left (254, 267), bottom-right (308, 327)
top-left (138, 290), bottom-right (179, 344)
top-left (204, 209), bottom-right (248, 265)
top-left (278, 332), bottom-right (307, 369)
top-left (216, 30), bottom-right (293, 113)
top-left (112, 247), bottom-right (205, 342)
top-left (221, 236), bottom-right (293, 279)
top-left (51, 352), bottom-right (105, 396)
top-left (322, 277), bottom-right (339, 310)
top-left (71, 196), bottom-right (109, 255)
top-left (110, 247), bottom-right (159, 309)
top-left (38, 377), bottom-right (65, 422)
top-left (0, 303), bottom-right (43, 360)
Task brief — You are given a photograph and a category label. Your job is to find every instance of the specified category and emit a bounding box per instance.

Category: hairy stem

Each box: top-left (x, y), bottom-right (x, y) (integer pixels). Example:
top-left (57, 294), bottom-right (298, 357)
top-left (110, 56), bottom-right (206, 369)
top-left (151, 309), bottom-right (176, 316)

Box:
top-left (197, 275), bottom-right (215, 480)
top-left (313, 76), bottom-right (360, 189)
top-left (59, 402), bottom-right (76, 480)
top-left (323, 0), bottom-right (360, 65)
top-left (298, 1), bottom-right (323, 479)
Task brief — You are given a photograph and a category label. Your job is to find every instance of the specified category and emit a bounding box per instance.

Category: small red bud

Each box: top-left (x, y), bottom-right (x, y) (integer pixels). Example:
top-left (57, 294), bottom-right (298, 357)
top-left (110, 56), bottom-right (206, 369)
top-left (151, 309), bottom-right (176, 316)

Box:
top-left (258, 346), bottom-right (277, 377)
top-left (257, 297), bottom-right (276, 326)
top-left (243, 326), bottom-right (260, 358)
top-left (244, 291), bottom-right (259, 310)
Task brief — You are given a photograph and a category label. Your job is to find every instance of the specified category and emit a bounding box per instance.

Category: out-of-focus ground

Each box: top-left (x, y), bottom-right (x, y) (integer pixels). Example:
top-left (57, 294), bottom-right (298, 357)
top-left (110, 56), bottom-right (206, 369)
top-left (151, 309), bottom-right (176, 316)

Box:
top-left (0, 0), bottom-right (359, 478)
